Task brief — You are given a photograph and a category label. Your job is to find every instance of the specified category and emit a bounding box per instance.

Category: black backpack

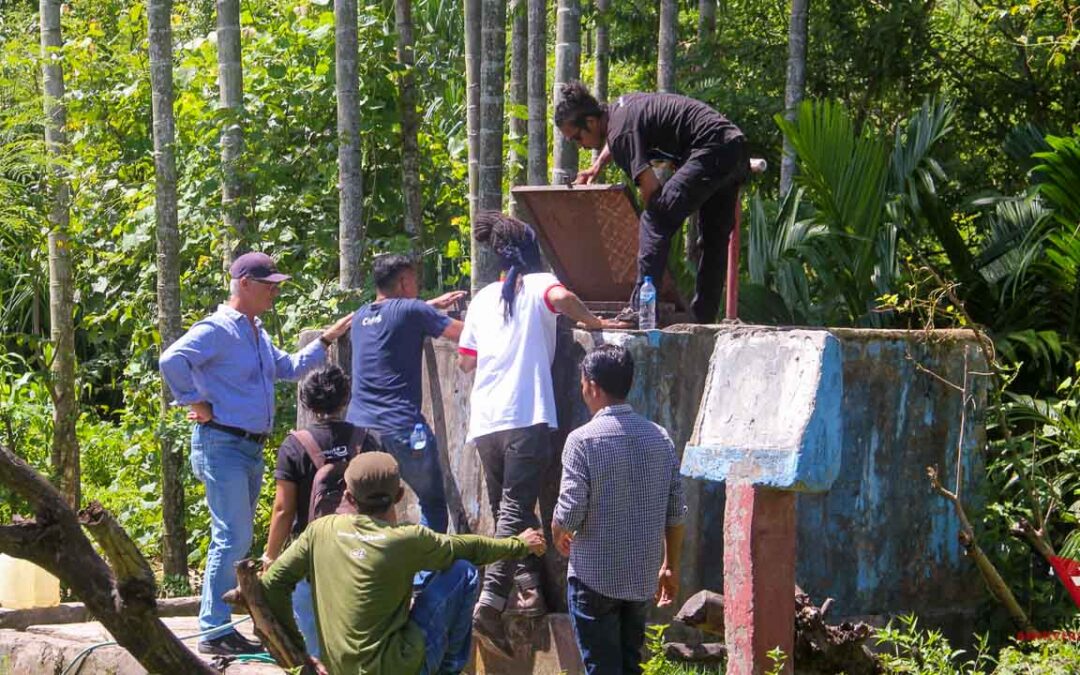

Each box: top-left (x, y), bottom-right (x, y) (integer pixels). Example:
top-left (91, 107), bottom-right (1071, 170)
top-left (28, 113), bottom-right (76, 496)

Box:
top-left (290, 426), bottom-right (372, 523)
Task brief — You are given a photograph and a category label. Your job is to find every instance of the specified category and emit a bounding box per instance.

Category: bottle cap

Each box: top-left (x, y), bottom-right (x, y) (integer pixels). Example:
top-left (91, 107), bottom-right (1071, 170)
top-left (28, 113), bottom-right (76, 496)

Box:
top-left (644, 276), bottom-right (653, 284)
top-left (414, 423), bottom-right (424, 431)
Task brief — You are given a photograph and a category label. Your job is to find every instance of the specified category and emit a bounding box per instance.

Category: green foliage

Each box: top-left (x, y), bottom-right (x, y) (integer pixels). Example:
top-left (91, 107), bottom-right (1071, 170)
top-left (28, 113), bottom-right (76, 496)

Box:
top-left (876, 615), bottom-right (995, 674)
top-left (640, 624), bottom-right (722, 674)
top-left (994, 638), bottom-right (1080, 674)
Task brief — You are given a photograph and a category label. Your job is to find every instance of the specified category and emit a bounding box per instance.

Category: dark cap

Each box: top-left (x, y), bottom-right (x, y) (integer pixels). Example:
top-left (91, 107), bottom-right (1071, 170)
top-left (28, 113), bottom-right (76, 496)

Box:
top-left (344, 452), bottom-right (400, 510)
top-left (229, 252), bottom-right (291, 283)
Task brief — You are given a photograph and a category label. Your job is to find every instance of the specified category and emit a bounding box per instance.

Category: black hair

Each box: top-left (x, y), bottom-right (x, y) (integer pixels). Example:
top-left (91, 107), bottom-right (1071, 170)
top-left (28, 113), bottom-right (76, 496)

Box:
top-left (554, 81), bottom-right (605, 129)
top-left (581, 344), bottom-right (634, 399)
top-left (473, 211), bottom-right (544, 320)
top-left (300, 365), bottom-right (351, 415)
top-left (372, 254), bottom-right (415, 292)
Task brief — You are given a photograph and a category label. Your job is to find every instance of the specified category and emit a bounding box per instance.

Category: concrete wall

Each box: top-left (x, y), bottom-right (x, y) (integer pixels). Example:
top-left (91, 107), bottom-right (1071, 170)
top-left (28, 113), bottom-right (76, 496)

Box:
top-left (410, 324), bottom-right (986, 630)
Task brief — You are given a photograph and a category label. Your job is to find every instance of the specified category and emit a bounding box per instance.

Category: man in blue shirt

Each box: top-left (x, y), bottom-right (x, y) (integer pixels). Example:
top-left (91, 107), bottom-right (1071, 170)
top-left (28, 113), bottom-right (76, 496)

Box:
top-left (159, 251), bottom-right (352, 656)
top-left (346, 254), bottom-right (466, 534)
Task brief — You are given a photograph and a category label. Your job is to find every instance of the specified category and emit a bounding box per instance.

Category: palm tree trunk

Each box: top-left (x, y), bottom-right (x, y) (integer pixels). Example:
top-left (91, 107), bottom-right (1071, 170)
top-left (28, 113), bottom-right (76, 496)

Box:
top-left (465, 0), bottom-right (483, 290)
top-left (474, 0), bottom-right (506, 289)
top-left (508, 0), bottom-right (528, 219)
top-left (658, 0), bottom-right (677, 93)
top-left (527, 0), bottom-right (547, 186)
top-left (396, 0), bottom-right (422, 264)
top-left (148, 0), bottom-right (188, 582)
top-left (216, 0), bottom-right (248, 265)
top-left (780, 0), bottom-right (809, 197)
top-left (40, 0), bottom-right (79, 509)
top-left (593, 0), bottom-right (609, 103)
top-left (337, 0), bottom-right (364, 289)
top-left (552, 0), bottom-right (580, 184)
top-left (698, 0), bottom-right (716, 41)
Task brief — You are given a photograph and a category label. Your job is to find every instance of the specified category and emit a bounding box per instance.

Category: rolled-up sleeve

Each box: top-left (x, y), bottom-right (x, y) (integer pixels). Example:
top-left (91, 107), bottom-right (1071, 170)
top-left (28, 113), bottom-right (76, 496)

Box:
top-left (159, 322), bottom-right (218, 405)
top-left (553, 434), bottom-right (590, 532)
top-left (270, 334), bottom-right (326, 381)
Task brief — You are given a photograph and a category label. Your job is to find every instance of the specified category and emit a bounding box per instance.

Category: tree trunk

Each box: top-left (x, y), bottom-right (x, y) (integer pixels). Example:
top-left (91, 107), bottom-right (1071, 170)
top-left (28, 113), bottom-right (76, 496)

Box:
top-left (40, 0), bottom-right (79, 509)
top-left (396, 0), bottom-right (423, 263)
top-left (475, 0), bottom-right (506, 288)
top-left (780, 0), bottom-right (809, 198)
top-left (593, 0), bottom-right (609, 103)
top-left (526, 0), bottom-right (547, 186)
top-left (508, 0), bottom-right (528, 219)
top-left (698, 0), bottom-right (716, 42)
top-left (552, 0), bottom-right (580, 184)
top-left (148, 0), bottom-right (188, 582)
top-left (337, 0), bottom-right (364, 289)
top-left (465, 0), bottom-right (483, 291)
top-left (658, 0), bottom-right (677, 93)
top-left (0, 445), bottom-right (217, 674)
top-left (224, 561), bottom-right (315, 671)
top-left (216, 0), bottom-right (248, 265)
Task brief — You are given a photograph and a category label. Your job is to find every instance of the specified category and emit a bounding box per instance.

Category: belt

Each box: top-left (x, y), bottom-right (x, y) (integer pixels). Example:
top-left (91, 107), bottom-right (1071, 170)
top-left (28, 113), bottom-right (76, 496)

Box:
top-left (201, 420), bottom-right (269, 445)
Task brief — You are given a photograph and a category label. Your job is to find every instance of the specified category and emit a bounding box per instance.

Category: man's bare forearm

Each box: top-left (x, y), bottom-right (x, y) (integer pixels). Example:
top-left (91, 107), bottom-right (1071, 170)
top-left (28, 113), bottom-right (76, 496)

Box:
top-left (663, 524), bottom-right (685, 569)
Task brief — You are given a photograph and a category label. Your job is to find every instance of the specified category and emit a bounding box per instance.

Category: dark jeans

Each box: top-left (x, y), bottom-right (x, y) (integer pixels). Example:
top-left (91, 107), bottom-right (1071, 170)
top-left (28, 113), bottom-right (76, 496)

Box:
top-left (379, 422), bottom-right (449, 534)
top-left (474, 423), bottom-right (552, 610)
top-left (634, 137), bottom-right (749, 324)
top-left (567, 576), bottom-right (648, 675)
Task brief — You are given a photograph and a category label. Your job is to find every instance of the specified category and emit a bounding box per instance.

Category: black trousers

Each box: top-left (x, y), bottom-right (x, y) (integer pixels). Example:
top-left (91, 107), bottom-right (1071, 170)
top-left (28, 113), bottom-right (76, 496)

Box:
top-left (633, 137), bottom-right (749, 324)
top-left (474, 423), bottom-right (552, 610)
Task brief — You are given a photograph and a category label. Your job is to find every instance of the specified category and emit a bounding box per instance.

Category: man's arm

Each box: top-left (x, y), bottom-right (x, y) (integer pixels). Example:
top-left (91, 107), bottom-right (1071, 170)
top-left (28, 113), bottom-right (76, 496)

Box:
top-left (552, 435), bottom-right (589, 556)
top-left (656, 524), bottom-right (685, 607)
top-left (270, 313), bottom-right (352, 381)
top-left (415, 527), bottom-right (545, 571)
top-left (636, 165), bottom-right (663, 211)
top-left (263, 480), bottom-right (298, 567)
top-left (259, 528), bottom-right (314, 651)
top-left (575, 143), bottom-right (612, 184)
top-left (545, 285), bottom-right (623, 330)
top-left (159, 321), bottom-right (218, 416)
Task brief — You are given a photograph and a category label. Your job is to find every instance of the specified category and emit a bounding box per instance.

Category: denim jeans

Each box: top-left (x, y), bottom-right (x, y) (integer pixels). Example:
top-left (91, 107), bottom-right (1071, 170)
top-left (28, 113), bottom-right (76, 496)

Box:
top-left (411, 560), bottom-right (480, 675)
top-left (474, 424), bottom-right (551, 610)
top-left (567, 576), bottom-right (648, 675)
top-left (293, 578), bottom-right (320, 659)
top-left (190, 424), bottom-right (264, 639)
top-left (380, 422), bottom-right (449, 534)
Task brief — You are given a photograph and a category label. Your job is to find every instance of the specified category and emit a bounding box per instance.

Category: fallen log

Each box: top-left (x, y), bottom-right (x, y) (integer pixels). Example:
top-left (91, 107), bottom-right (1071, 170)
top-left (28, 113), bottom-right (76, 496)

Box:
top-left (0, 444), bottom-right (215, 674)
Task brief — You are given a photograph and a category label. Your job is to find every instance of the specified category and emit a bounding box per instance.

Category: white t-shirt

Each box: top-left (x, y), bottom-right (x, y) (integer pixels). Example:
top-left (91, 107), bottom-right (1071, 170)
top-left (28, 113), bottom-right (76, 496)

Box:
top-left (459, 272), bottom-right (564, 441)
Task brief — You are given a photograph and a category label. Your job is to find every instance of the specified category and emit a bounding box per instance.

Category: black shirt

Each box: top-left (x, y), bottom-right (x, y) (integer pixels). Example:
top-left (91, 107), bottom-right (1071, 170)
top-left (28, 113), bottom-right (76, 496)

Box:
top-left (273, 419), bottom-right (381, 535)
top-left (605, 92), bottom-right (744, 181)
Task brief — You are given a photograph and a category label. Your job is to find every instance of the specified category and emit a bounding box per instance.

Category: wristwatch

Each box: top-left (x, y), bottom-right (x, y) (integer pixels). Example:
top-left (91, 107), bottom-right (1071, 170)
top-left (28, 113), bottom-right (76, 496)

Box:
top-left (318, 333), bottom-right (332, 347)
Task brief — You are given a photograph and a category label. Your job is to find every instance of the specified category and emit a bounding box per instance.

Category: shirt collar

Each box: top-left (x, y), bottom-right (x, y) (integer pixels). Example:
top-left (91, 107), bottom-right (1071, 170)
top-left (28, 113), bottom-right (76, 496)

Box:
top-left (594, 403), bottom-right (633, 419)
top-left (217, 303), bottom-right (262, 329)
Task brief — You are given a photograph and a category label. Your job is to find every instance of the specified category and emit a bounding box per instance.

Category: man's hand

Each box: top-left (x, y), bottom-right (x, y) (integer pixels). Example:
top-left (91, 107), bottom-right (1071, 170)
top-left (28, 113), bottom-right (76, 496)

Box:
top-left (576, 317), bottom-right (631, 330)
top-left (574, 163), bottom-right (602, 185)
top-left (518, 528), bottom-right (547, 556)
top-left (260, 553), bottom-right (275, 573)
top-left (321, 313), bottom-right (353, 342)
top-left (427, 290), bottom-right (468, 310)
top-left (306, 655), bottom-right (329, 675)
top-left (551, 521), bottom-right (575, 557)
top-left (187, 401), bottom-right (213, 423)
top-left (655, 564), bottom-right (679, 607)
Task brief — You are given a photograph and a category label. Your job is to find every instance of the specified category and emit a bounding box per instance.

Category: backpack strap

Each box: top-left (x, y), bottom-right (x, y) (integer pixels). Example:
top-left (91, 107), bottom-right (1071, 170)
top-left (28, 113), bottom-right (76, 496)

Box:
top-left (350, 425), bottom-right (374, 457)
top-left (291, 429), bottom-right (326, 470)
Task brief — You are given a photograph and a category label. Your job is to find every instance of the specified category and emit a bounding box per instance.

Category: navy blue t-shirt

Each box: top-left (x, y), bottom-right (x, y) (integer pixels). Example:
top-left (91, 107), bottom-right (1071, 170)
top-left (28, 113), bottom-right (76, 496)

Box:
top-left (346, 298), bottom-right (450, 432)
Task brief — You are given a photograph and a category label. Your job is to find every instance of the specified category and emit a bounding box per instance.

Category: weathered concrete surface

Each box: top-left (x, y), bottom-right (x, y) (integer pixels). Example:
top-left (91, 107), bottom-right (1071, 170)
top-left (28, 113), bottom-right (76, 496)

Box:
top-left (0, 596), bottom-right (199, 631)
top-left (0, 616), bottom-right (278, 674)
top-left (682, 329), bottom-right (843, 491)
top-left (724, 485), bottom-right (796, 675)
top-left (468, 613), bottom-right (583, 674)
top-left (415, 324), bottom-right (986, 638)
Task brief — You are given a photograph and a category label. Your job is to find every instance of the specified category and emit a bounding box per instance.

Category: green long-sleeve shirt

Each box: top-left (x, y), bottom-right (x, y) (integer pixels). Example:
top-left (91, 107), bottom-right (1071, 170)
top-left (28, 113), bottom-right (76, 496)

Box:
top-left (260, 513), bottom-right (528, 675)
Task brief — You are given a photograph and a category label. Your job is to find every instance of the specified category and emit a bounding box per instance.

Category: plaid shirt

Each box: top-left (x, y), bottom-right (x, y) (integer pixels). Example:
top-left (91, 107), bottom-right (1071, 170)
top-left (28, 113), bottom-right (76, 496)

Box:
top-left (553, 404), bottom-right (687, 601)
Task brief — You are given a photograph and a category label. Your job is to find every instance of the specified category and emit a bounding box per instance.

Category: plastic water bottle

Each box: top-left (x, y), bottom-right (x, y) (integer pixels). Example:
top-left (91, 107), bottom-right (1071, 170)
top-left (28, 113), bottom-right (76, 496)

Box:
top-left (409, 423), bottom-right (427, 453)
top-left (639, 276), bottom-right (657, 330)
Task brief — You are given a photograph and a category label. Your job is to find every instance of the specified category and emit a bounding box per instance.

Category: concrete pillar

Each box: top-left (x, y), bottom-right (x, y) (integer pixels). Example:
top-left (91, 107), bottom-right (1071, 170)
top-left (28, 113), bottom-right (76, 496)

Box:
top-left (724, 482), bottom-right (795, 675)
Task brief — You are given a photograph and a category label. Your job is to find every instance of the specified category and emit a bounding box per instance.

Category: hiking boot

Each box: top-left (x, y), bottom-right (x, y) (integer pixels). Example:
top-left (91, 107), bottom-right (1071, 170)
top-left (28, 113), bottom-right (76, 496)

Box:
top-left (504, 586), bottom-right (547, 618)
top-left (197, 631), bottom-right (264, 656)
top-left (472, 605), bottom-right (514, 659)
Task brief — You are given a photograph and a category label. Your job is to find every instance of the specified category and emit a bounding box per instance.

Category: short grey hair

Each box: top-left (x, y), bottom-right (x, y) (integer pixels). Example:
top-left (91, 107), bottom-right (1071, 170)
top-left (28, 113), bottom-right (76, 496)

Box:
top-left (229, 278), bottom-right (242, 297)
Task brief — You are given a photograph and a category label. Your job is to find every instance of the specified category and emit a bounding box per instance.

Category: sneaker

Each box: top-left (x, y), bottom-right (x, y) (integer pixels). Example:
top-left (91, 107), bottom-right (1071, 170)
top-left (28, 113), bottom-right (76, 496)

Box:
top-left (197, 631), bottom-right (264, 656)
top-left (472, 605), bottom-right (514, 659)
top-left (504, 586), bottom-right (547, 618)
top-left (614, 306), bottom-right (639, 326)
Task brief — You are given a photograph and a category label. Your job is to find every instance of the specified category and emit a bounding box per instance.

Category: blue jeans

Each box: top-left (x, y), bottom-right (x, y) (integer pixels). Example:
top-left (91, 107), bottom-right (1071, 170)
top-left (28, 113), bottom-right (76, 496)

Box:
top-left (380, 423), bottom-right (449, 534)
top-left (190, 425), bottom-right (264, 639)
top-left (411, 560), bottom-right (480, 675)
top-left (293, 578), bottom-right (320, 659)
top-left (567, 576), bottom-right (648, 675)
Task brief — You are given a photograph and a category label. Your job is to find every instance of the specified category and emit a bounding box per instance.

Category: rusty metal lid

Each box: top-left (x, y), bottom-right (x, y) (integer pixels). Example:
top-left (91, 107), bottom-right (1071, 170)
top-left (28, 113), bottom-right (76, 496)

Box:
top-left (511, 183), bottom-right (682, 305)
